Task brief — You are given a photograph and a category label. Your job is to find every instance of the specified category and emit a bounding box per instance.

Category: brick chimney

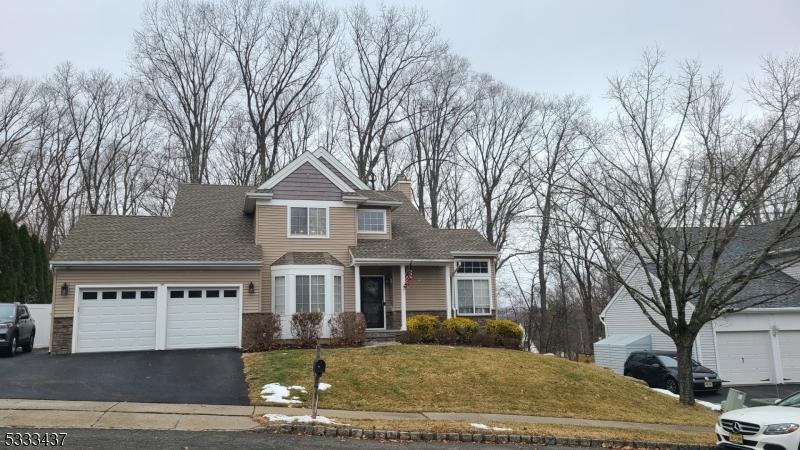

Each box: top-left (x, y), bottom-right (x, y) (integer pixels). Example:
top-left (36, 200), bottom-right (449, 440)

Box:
top-left (390, 173), bottom-right (413, 200)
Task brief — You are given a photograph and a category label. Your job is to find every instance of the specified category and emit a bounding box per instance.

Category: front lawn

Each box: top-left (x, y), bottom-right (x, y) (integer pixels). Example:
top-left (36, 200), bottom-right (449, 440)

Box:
top-left (243, 345), bottom-right (717, 426)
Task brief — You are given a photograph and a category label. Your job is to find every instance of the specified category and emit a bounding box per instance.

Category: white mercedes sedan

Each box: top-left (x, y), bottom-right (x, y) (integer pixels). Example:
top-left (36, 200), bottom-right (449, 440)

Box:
top-left (716, 391), bottom-right (800, 450)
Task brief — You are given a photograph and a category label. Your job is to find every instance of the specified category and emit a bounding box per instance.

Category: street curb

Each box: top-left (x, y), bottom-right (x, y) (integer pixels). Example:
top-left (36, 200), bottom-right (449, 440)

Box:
top-left (261, 423), bottom-right (715, 450)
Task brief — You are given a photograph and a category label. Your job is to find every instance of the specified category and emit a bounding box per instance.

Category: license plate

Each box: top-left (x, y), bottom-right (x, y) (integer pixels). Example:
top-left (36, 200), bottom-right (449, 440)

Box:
top-left (704, 381), bottom-right (713, 388)
top-left (729, 433), bottom-right (743, 444)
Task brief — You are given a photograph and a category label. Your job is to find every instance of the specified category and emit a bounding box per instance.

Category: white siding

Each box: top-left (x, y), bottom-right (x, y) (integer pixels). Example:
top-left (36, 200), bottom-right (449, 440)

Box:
top-left (602, 266), bottom-right (717, 371)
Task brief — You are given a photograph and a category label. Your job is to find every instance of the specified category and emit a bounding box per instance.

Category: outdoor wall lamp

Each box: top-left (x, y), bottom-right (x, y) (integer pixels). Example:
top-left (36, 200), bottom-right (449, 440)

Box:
top-left (60, 283), bottom-right (69, 296)
top-left (248, 282), bottom-right (255, 294)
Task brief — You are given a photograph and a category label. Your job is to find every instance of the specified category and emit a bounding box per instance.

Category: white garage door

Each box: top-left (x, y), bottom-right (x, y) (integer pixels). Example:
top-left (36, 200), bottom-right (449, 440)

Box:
top-left (76, 288), bottom-right (157, 353)
top-left (717, 331), bottom-right (774, 385)
top-left (779, 331), bottom-right (800, 383)
top-left (166, 287), bottom-right (240, 350)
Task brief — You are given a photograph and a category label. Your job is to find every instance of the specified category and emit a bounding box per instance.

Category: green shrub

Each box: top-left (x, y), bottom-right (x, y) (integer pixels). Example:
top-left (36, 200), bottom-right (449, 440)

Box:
top-left (472, 330), bottom-right (496, 347)
top-left (442, 317), bottom-right (479, 344)
top-left (406, 314), bottom-right (440, 343)
top-left (486, 319), bottom-right (523, 346)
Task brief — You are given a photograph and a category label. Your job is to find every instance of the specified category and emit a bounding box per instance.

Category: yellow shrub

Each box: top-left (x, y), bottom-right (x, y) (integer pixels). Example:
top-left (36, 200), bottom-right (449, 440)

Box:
top-left (442, 317), bottom-right (479, 344)
top-left (406, 314), bottom-right (440, 343)
top-left (486, 319), bottom-right (523, 347)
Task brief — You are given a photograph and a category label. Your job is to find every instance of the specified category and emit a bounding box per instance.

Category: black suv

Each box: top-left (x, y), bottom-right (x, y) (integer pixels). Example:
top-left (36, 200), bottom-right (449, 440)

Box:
top-left (623, 350), bottom-right (721, 394)
top-left (0, 303), bottom-right (36, 357)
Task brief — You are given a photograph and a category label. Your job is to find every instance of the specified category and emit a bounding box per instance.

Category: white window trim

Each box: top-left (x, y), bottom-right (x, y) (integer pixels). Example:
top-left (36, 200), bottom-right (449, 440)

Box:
top-left (271, 265), bottom-right (344, 316)
top-left (287, 206), bottom-right (330, 239)
top-left (453, 259), bottom-right (493, 316)
top-left (357, 208), bottom-right (387, 234)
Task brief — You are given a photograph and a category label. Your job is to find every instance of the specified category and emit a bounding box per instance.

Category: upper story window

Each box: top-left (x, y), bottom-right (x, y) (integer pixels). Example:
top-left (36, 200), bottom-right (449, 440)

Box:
top-left (358, 209), bottom-right (386, 233)
top-left (456, 261), bottom-right (489, 274)
top-left (289, 207), bottom-right (327, 237)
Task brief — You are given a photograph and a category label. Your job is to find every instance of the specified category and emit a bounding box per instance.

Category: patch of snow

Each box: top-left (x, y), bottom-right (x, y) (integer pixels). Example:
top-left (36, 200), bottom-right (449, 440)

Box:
top-left (651, 388), bottom-right (721, 411)
top-left (470, 423), bottom-right (512, 432)
top-left (264, 414), bottom-right (345, 425)
top-left (318, 382), bottom-right (331, 391)
top-left (260, 383), bottom-right (306, 404)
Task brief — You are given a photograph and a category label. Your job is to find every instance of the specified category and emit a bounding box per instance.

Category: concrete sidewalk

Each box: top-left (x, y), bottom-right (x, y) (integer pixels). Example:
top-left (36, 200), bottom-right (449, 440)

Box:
top-left (0, 399), bottom-right (710, 434)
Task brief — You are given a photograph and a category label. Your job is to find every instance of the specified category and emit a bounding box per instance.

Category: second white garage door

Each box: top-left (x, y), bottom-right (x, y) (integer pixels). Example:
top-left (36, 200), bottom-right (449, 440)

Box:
top-left (166, 287), bottom-right (241, 350)
top-left (779, 331), bottom-right (800, 383)
top-left (717, 331), bottom-right (774, 385)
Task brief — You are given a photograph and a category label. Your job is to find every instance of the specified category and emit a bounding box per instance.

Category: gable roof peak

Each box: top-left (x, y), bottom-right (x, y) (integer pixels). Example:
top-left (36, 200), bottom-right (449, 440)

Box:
top-left (257, 151), bottom-right (356, 193)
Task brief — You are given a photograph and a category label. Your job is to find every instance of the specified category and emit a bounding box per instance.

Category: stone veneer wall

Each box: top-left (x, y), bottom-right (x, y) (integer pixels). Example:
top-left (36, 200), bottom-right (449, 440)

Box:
top-left (50, 317), bottom-right (73, 354)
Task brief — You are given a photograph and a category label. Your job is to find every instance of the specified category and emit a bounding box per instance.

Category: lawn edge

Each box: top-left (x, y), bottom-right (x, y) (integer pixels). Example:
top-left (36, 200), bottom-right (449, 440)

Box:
top-left (255, 417), bottom-right (715, 449)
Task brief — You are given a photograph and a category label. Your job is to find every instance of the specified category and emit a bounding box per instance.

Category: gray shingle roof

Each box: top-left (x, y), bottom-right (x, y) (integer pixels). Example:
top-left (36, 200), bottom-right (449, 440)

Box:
top-left (273, 252), bottom-right (343, 266)
top-left (52, 184), bottom-right (261, 264)
top-left (350, 190), bottom-right (497, 260)
top-left (646, 221), bottom-right (800, 309)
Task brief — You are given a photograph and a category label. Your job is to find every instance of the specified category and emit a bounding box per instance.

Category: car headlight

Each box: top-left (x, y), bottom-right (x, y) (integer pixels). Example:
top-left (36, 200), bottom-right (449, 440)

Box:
top-left (764, 423), bottom-right (800, 435)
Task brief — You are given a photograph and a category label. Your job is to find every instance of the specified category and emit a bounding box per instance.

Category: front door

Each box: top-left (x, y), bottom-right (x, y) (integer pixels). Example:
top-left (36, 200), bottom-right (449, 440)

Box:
top-left (360, 276), bottom-right (385, 329)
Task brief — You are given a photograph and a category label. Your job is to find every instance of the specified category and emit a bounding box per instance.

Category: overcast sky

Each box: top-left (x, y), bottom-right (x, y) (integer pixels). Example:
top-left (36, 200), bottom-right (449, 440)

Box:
top-left (1, 0), bottom-right (799, 117)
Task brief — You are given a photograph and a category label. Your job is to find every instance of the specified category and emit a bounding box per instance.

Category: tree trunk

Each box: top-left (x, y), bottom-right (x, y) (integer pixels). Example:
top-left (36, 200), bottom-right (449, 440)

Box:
top-left (675, 339), bottom-right (696, 405)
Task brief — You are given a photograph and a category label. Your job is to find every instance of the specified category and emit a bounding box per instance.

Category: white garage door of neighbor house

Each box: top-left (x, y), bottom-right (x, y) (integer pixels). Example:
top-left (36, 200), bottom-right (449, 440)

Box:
top-left (76, 288), bottom-right (158, 353)
top-left (779, 331), bottom-right (800, 383)
top-left (717, 331), bottom-right (774, 385)
top-left (166, 288), bottom-right (240, 350)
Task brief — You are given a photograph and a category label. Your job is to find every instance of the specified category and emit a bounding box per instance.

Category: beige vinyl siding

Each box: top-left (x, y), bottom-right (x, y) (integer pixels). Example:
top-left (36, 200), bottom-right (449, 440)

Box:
top-left (256, 204), bottom-right (356, 312)
top-left (52, 268), bottom-right (262, 318)
top-left (356, 209), bottom-right (392, 240)
top-left (398, 265), bottom-right (447, 311)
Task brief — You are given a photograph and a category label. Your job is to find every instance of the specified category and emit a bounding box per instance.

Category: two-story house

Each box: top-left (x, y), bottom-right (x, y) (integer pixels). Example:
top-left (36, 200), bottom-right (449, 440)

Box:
top-left (49, 150), bottom-right (498, 353)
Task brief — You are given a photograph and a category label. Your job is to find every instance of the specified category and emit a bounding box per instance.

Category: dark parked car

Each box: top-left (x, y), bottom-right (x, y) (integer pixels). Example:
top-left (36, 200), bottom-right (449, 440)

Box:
top-left (623, 350), bottom-right (721, 394)
top-left (0, 303), bottom-right (36, 357)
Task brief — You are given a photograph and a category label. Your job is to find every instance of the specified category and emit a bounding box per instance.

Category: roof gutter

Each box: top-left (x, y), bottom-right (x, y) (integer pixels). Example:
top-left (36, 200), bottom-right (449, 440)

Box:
top-left (50, 260), bottom-right (263, 269)
top-left (351, 257), bottom-right (454, 266)
top-left (450, 250), bottom-right (499, 257)
top-left (244, 192), bottom-right (273, 213)
top-left (341, 194), bottom-right (403, 209)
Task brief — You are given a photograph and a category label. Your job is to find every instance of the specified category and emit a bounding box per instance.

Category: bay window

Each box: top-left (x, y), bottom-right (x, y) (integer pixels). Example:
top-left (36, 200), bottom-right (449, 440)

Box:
top-left (273, 276), bottom-right (285, 315)
top-left (454, 260), bottom-right (492, 315)
top-left (271, 266), bottom-right (344, 316)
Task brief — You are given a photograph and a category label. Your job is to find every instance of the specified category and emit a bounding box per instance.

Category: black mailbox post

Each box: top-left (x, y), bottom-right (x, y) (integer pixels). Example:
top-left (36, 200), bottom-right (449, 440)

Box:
top-left (311, 344), bottom-right (324, 418)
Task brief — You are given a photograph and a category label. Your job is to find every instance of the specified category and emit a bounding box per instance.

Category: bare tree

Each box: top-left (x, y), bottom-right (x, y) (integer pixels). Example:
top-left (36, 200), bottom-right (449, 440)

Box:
top-left (335, 3), bottom-right (445, 183)
top-left (575, 50), bottom-right (800, 405)
top-left (524, 95), bottom-right (590, 353)
top-left (215, 0), bottom-right (337, 182)
top-left (405, 53), bottom-right (472, 227)
top-left (461, 74), bottom-right (537, 268)
top-left (132, 0), bottom-right (236, 184)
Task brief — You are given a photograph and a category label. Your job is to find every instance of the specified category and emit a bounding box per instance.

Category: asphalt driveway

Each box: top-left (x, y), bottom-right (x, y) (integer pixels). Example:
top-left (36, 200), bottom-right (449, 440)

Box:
top-left (0, 348), bottom-right (250, 405)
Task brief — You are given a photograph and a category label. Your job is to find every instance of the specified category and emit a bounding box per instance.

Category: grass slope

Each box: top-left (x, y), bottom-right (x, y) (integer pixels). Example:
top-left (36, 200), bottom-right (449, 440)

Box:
top-left (243, 345), bottom-right (717, 426)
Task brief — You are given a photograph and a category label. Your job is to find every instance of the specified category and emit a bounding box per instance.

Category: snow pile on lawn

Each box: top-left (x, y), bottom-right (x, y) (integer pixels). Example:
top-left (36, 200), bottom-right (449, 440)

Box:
top-left (261, 383), bottom-right (305, 404)
top-left (318, 382), bottom-right (331, 391)
top-left (651, 388), bottom-right (721, 411)
top-left (264, 414), bottom-right (344, 425)
top-left (471, 423), bottom-right (512, 432)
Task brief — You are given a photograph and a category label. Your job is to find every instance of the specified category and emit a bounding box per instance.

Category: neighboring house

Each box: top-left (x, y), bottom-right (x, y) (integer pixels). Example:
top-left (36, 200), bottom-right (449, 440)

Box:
top-left (49, 150), bottom-right (497, 354)
top-left (599, 222), bottom-right (800, 386)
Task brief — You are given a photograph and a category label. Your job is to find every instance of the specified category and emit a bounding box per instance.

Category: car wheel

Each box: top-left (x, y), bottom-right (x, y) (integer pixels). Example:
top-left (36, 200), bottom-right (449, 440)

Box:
top-left (23, 333), bottom-right (34, 352)
top-left (664, 377), bottom-right (679, 394)
top-left (6, 336), bottom-right (17, 357)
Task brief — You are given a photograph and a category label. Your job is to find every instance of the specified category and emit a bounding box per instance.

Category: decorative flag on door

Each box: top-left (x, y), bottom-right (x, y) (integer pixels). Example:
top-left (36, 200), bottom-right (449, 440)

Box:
top-left (403, 264), bottom-right (414, 288)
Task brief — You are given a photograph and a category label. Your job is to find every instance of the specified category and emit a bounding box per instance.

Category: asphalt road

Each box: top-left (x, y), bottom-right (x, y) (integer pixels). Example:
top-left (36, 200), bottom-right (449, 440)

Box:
top-left (0, 348), bottom-right (250, 405)
top-left (0, 428), bottom-right (593, 449)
